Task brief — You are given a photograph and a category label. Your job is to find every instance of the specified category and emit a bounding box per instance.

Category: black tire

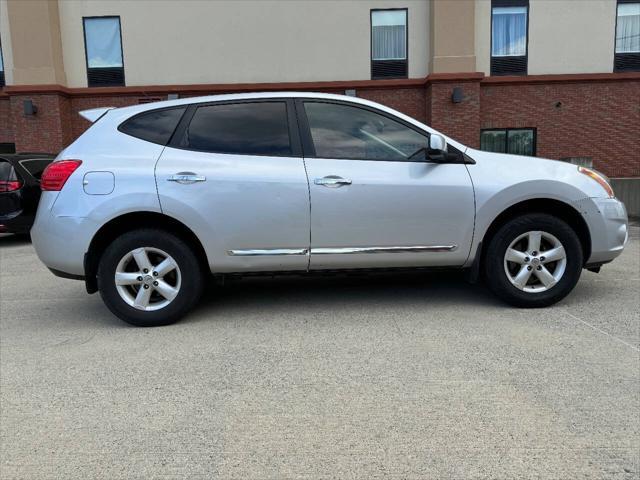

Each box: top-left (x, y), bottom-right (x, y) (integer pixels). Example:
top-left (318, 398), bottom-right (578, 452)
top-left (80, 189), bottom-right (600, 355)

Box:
top-left (484, 213), bottom-right (583, 308)
top-left (98, 229), bottom-right (204, 326)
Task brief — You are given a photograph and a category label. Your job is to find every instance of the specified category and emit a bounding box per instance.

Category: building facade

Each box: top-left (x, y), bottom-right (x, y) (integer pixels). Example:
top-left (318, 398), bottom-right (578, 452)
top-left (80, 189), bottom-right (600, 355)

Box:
top-left (0, 0), bottom-right (639, 181)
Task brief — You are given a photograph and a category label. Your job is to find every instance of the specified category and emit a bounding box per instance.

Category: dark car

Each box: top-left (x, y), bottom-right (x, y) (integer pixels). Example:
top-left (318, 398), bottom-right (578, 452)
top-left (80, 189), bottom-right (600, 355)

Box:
top-left (0, 153), bottom-right (55, 234)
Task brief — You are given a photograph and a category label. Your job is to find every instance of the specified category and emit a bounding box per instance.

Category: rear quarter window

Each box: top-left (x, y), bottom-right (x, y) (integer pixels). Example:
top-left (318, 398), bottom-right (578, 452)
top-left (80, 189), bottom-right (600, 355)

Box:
top-left (119, 107), bottom-right (186, 145)
top-left (18, 159), bottom-right (53, 180)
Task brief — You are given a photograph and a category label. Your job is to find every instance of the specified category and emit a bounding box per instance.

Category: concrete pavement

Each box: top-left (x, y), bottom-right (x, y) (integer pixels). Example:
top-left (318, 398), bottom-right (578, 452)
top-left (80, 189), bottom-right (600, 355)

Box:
top-left (1, 227), bottom-right (638, 479)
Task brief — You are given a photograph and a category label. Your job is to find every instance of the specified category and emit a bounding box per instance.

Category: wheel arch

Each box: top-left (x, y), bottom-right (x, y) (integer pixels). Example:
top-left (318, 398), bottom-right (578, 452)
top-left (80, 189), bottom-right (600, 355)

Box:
top-left (478, 198), bottom-right (591, 269)
top-left (84, 211), bottom-right (209, 293)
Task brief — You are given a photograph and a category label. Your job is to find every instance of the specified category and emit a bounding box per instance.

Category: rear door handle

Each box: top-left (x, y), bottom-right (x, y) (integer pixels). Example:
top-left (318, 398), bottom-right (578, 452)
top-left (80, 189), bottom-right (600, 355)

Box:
top-left (167, 172), bottom-right (206, 184)
top-left (314, 176), bottom-right (352, 188)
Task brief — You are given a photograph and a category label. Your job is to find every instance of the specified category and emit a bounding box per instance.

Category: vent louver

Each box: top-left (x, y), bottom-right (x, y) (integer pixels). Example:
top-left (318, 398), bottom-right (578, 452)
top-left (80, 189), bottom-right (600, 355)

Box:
top-left (87, 67), bottom-right (125, 87)
top-left (491, 56), bottom-right (527, 76)
top-left (614, 53), bottom-right (640, 73)
top-left (371, 60), bottom-right (408, 80)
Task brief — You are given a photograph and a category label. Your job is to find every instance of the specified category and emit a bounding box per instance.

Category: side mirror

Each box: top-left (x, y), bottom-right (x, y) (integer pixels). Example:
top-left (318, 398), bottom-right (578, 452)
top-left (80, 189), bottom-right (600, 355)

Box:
top-left (428, 134), bottom-right (448, 162)
top-left (430, 134), bottom-right (447, 152)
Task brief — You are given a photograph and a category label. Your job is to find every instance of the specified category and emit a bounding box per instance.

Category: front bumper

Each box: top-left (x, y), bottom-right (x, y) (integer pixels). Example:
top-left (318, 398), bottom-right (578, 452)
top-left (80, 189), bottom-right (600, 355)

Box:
top-left (581, 197), bottom-right (628, 265)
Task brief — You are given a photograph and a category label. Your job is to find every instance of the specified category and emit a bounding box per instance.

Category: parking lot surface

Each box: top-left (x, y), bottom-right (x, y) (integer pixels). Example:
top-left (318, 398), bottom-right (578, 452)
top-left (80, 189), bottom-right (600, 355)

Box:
top-left (1, 226), bottom-right (639, 479)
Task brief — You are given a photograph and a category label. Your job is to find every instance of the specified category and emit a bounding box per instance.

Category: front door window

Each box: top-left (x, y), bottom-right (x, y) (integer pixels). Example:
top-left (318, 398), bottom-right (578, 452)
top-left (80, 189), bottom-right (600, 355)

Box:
top-left (303, 102), bottom-right (428, 162)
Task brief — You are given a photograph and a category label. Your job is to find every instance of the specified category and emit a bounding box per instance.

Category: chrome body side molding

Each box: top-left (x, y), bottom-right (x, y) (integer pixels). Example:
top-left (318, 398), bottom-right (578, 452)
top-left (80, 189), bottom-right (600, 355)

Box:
top-left (312, 245), bottom-right (458, 254)
top-left (228, 245), bottom-right (457, 256)
top-left (228, 248), bottom-right (309, 256)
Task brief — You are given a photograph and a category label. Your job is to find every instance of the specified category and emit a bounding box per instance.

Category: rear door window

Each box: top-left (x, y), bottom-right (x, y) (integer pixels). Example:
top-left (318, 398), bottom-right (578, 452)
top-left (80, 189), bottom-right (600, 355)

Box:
top-left (180, 102), bottom-right (292, 156)
top-left (119, 107), bottom-right (186, 145)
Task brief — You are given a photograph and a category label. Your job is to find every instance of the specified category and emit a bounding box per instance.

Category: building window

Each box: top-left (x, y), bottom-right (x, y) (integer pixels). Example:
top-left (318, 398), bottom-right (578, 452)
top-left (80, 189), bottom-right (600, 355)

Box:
top-left (0, 39), bottom-right (5, 87)
top-left (481, 128), bottom-right (536, 156)
top-left (371, 9), bottom-right (408, 79)
top-left (83, 16), bottom-right (125, 87)
top-left (615, 1), bottom-right (640, 72)
top-left (490, 0), bottom-right (528, 76)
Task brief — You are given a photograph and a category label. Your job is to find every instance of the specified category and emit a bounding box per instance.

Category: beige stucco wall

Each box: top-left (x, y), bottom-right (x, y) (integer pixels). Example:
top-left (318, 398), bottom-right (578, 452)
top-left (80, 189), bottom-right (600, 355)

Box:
top-left (5, 0), bottom-right (66, 84)
top-left (58, 0), bottom-right (430, 88)
top-left (475, 0), bottom-right (491, 75)
top-left (476, 0), bottom-right (617, 75)
top-left (528, 0), bottom-right (616, 74)
top-left (430, 0), bottom-right (475, 73)
top-left (0, 0), bottom-right (14, 85)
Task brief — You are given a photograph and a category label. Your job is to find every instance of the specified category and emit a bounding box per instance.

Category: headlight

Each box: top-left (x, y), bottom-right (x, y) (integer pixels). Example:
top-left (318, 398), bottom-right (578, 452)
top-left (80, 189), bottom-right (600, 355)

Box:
top-left (578, 166), bottom-right (614, 198)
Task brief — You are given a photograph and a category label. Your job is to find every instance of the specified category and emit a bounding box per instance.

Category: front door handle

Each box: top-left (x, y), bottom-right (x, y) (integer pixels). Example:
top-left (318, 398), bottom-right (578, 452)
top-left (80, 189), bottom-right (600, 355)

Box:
top-left (314, 176), bottom-right (352, 188)
top-left (167, 172), bottom-right (206, 185)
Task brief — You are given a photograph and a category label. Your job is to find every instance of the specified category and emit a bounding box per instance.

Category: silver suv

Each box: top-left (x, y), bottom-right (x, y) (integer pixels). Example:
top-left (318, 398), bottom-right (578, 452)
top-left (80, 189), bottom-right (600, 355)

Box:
top-left (32, 92), bottom-right (628, 326)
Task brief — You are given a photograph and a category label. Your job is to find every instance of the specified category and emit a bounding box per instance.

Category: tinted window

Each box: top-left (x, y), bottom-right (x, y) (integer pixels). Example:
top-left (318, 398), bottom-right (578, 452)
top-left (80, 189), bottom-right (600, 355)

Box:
top-left (480, 130), bottom-right (507, 153)
top-left (0, 160), bottom-right (17, 183)
top-left (120, 108), bottom-right (186, 145)
top-left (19, 159), bottom-right (53, 180)
top-left (481, 128), bottom-right (535, 156)
top-left (182, 102), bottom-right (291, 156)
top-left (304, 102), bottom-right (428, 161)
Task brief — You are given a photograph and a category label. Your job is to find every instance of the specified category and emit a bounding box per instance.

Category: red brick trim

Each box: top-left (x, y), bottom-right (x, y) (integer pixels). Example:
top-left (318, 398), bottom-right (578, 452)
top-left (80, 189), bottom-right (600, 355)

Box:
top-left (3, 77), bottom-right (428, 98)
top-left (427, 72), bottom-right (485, 82)
top-left (482, 72), bottom-right (640, 85)
top-left (3, 84), bottom-right (73, 96)
top-left (4, 72), bottom-right (638, 98)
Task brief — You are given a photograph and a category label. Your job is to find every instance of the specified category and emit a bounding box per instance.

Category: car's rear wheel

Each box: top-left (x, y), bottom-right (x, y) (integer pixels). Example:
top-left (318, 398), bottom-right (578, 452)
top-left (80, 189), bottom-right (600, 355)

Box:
top-left (484, 213), bottom-right (583, 307)
top-left (98, 229), bottom-right (203, 326)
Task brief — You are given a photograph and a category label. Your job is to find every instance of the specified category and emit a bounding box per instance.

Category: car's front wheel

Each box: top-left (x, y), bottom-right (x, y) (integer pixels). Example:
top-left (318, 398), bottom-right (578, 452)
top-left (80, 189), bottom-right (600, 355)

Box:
top-left (98, 229), bottom-right (203, 326)
top-left (484, 213), bottom-right (583, 307)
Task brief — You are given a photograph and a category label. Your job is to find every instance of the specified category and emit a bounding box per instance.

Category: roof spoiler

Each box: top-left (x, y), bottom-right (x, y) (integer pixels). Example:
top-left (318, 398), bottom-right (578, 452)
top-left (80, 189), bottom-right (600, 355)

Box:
top-left (79, 106), bottom-right (115, 123)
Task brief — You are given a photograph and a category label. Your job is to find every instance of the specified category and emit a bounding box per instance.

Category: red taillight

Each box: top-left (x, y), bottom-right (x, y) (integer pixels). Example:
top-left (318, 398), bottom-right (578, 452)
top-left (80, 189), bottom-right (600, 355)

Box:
top-left (40, 160), bottom-right (82, 191)
top-left (0, 181), bottom-right (22, 192)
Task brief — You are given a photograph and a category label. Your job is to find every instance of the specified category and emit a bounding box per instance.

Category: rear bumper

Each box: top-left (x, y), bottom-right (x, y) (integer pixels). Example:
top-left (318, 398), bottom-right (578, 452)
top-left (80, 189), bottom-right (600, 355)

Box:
top-left (48, 267), bottom-right (85, 281)
top-left (31, 192), bottom-right (95, 276)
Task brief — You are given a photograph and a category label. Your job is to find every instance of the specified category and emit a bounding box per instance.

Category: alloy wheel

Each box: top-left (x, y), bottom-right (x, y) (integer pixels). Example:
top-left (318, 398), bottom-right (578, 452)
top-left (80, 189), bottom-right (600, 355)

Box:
top-left (114, 247), bottom-right (182, 311)
top-left (503, 230), bottom-right (567, 293)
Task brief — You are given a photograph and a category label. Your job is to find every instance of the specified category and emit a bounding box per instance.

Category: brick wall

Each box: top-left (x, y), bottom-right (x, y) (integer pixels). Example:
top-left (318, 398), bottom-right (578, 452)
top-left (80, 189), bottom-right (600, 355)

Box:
top-left (3, 76), bottom-right (639, 177)
top-left (480, 80), bottom-right (640, 177)
top-left (70, 96), bottom-right (142, 140)
top-left (0, 96), bottom-right (14, 145)
top-left (358, 87), bottom-right (427, 124)
top-left (428, 80), bottom-right (481, 148)
top-left (9, 94), bottom-right (73, 154)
